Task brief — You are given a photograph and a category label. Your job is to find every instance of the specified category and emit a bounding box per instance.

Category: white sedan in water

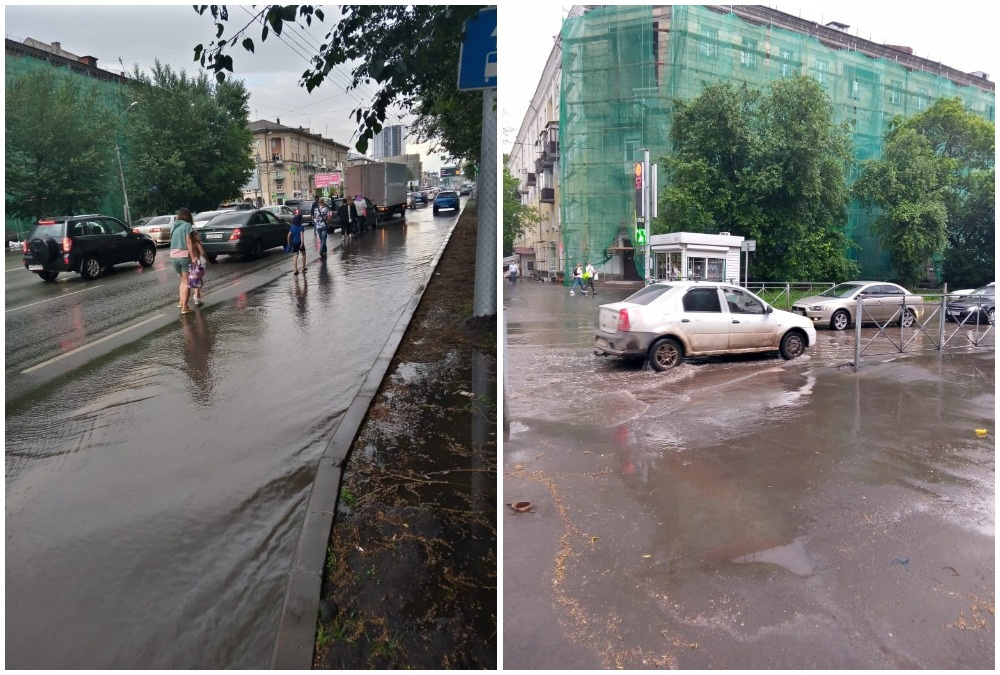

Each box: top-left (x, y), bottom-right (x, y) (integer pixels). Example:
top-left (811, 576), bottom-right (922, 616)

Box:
top-left (595, 281), bottom-right (817, 371)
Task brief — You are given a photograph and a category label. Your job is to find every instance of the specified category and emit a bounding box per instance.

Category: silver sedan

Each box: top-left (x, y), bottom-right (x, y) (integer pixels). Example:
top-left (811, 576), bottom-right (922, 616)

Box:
top-left (133, 214), bottom-right (178, 245)
top-left (791, 281), bottom-right (924, 330)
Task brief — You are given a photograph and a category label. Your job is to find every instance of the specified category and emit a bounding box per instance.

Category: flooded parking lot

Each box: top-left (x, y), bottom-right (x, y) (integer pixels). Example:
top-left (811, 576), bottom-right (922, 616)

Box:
top-left (503, 281), bottom-right (994, 669)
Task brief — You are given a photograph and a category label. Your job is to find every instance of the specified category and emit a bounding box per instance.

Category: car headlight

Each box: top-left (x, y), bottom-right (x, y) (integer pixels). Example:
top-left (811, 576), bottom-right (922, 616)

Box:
top-left (808, 305), bottom-right (827, 311)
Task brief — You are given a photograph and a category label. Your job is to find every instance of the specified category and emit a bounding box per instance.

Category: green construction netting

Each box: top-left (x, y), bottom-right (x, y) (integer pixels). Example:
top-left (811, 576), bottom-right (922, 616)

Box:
top-left (559, 5), bottom-right (995, 282)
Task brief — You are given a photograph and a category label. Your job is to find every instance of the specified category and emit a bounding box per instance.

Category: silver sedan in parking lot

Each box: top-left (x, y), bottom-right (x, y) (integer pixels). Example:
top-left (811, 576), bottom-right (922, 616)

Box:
top-left (791, 281), bottom-right (923, 331)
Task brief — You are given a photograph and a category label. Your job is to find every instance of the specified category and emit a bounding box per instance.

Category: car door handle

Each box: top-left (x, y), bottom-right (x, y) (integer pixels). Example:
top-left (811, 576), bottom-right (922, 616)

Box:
top-left (732, 320), bottom-right (740, 324)
top-left (681, 319), bottom-right (691, 322)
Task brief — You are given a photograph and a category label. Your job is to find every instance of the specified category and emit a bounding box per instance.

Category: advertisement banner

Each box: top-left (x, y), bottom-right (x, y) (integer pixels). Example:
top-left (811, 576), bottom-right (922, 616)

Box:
top-left (315, 172), bottom-right (341, 187)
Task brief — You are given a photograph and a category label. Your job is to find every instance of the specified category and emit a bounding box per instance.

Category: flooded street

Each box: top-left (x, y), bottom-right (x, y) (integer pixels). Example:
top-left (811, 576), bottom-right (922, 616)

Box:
top-left (5, 208), bottom-right (460, 668)
top-left (503, 281), bottom-right (994, 669)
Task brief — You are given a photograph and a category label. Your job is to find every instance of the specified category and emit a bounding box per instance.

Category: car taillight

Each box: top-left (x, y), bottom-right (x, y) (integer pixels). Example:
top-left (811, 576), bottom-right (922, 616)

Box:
top-left (617, 308), bottom-right (631, 332)
top-left (22, 240), bottom-right (28, 253)
top-left (229, 228), bottom-right (242, 241)
top-left (132, 228), bottom-right (141, 234)
top-left (62, 237), bottom-right (72, 253)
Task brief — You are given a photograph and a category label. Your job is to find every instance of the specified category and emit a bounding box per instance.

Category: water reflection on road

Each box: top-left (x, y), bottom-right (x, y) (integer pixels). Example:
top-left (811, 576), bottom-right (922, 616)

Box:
top-left (5, 212), bottom-right (456, 668)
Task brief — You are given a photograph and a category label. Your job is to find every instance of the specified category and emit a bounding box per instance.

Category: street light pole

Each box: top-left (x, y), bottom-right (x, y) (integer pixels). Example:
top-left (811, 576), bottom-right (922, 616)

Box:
top-left (115, 101), bottom-right (138, 225)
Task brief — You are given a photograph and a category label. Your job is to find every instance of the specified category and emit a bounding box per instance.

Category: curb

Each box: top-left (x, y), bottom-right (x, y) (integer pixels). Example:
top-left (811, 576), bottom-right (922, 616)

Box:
top-left (270, 209), bottom-right (466, 669)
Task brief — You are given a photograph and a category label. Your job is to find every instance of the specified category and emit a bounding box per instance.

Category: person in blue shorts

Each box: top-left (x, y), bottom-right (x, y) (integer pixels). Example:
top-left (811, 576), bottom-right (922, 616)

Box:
top-left (288, 212), bottom-right (307, 276)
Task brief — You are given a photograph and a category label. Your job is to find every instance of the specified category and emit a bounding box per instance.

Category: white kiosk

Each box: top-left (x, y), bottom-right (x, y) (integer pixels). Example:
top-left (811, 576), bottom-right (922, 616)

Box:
top-left (648, 232), bottom-right (744, 283)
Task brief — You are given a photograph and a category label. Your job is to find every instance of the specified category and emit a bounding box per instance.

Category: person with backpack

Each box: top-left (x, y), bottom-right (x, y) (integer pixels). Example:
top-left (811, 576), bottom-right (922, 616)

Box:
top-left (583, 261), bottom-right (598, 296)
top-left (287, 211), bottom-right (307, 275)
top-left (570, 262), bottom-right (586, 296)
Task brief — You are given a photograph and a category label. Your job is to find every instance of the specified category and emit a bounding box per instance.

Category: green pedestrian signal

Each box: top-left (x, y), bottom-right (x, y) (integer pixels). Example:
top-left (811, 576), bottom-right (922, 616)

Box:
top-left (635, 228), bottom-right (647, 245)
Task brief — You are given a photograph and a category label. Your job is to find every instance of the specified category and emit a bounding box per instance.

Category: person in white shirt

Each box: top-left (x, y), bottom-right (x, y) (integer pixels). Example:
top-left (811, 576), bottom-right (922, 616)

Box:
top-left (583, 261), bottom-right (598, 296)
top-left (508, 261), bottom-right (519, 284)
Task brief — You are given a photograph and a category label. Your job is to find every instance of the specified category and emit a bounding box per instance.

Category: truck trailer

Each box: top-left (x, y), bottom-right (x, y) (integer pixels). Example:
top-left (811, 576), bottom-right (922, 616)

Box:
top-left (344, 162), bottom-right (408, 223)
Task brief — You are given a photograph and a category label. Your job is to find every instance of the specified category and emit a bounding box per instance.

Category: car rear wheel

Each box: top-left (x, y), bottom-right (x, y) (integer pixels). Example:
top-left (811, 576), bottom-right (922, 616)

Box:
top-left (139, 244), bottom-right (156, 267)
top-left (987, 308), bottom-right (996, 325)
top-left (80, 254), bottom-right (103, 280)
top-left (206, 253), bottom-right (218, 263)
top-left (779, 331), bottom-right (807, 360)
top-left (830, 309), bottom-right (850, 331)
top-left (250, 238), bottom-right (264, 259)
top-left (648, 337), bottom-right (683, 371)
top-left (898, 308), bottom-right (917, 327)
top-left (37, 270), bottom-right (59, 282)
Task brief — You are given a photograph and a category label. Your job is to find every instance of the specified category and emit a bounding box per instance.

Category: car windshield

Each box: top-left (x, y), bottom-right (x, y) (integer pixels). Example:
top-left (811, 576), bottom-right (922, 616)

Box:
top-left (210, 212), bottom-right (250, 226)
top-left (623, 284), bottom-right (674, 306)
top-left (968, 285), bottom-right (995, 297)
top-left (819, 283), bottom-right (864, 298)
top-left (438, 192), bottom-right (458, 198)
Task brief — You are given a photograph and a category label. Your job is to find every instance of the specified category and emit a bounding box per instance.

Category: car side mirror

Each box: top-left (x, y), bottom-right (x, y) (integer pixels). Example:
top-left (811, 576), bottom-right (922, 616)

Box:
top-left (765, 305), bottom-right (773, 315)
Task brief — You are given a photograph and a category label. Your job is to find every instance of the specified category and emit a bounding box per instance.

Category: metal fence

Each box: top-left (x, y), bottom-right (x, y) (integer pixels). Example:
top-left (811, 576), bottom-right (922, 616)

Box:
top-left (743, 282), bottom-right (837, 311)
top-left (851, 292), bottom-right (994, 371)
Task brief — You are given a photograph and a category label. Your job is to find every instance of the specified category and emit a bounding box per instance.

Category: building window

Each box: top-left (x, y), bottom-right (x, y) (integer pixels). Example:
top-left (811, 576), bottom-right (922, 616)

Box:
top-left (851, 79), bottom-right (859, 100)
top-left (699, 27), bottom-right (718, 58)
top-left (916, 89), bottom-right (928, 110)
top-left (740, 38), bottom-right (757, 69)
top-left (780, 49), bottom-right (796, 77)
top-left (889, 80), bottom-right (902, 105)
top-left (814, 59), bottom-right (828, 86)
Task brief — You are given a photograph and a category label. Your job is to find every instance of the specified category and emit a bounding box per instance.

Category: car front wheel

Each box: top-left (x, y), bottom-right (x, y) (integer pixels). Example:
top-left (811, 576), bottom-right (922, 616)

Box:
top-left (648, 336), bottom-right (683, 371)
top-left (988, 308), bottom-right (996, 325)
top-left (139, 244), bottom-right (156, 267)
top-left (830, 309), bottom-right (850, 331)
top-left (779, 331), bottom-right (807, 360)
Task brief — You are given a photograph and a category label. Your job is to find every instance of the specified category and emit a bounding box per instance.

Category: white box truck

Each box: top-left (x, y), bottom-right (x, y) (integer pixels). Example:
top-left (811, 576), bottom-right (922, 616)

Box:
top-left (344, 162), bottom-right (408, 223)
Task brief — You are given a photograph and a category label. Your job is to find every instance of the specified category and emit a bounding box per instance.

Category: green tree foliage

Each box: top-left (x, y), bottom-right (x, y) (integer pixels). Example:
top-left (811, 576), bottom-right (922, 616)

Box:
top-left (5, 69), bottom-right (117, 219)
top-left (660, 76), bottom-right (858, 281)
top-left (854, 97), bottom-right (995, 288)
top-left (503, 161), bottom-right (539, 256)
top-left (193, 5), bottom-right (487, 160)
top-left (123, 61), bottom-right (254, 215)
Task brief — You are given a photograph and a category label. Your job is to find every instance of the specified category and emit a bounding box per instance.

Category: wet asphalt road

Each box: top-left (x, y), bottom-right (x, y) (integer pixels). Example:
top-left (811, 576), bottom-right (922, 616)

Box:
top-left (502, 279), bottom-right (995, 669)
top-left (4, 202), bottom-right (463, 668)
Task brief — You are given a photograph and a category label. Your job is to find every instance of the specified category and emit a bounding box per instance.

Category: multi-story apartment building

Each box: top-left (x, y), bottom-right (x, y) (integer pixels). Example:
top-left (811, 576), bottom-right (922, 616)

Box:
top-left (247, 119), bottom-right (350, 205)
top-left (513, 5), bottom-right (994, 282)
top-left (506, 6), bottom-right (582, 280)
top-left (372, 124), bottom-right (406, 160)
top-left (384, 154), bottom-right (423, 187)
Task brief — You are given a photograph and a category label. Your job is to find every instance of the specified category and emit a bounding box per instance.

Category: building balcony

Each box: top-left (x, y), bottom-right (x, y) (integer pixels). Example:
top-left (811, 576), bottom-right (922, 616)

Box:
top-left (536, 141), bottom-right (559, 168)
top-left (525, 172), bottom-right (536, 186)
top-left (272, 155), bottom-right (283, 165)
top-left (274, 171), bottom-right (285, 181)
top-left (540, 187), bottom-right (555, 204)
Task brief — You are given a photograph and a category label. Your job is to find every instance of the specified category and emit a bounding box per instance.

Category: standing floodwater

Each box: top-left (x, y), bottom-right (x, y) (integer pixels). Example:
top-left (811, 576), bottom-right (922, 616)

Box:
top-left (5, 210), bottom-right (458, 668)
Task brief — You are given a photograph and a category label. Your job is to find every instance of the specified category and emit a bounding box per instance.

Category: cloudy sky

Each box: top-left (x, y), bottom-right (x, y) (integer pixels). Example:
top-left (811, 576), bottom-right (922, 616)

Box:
top-left (4, 3), bottom-right (450, 170)
top-left (501, 1), bottom-right (999, 152)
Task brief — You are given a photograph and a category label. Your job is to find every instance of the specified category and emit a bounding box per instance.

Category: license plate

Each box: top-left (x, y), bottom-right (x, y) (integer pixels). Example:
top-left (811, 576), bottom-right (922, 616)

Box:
top-left (792, 307), bottom-right (805, 315)
top-left (206, 232), bottom-right (224, 240)
top-left (28, 265), bottom-right (42, 271)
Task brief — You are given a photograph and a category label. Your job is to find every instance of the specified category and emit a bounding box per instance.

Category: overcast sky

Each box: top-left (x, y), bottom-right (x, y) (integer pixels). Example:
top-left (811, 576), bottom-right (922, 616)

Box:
top-left (4, 3), bottom-right (450, 171)
top-left (500, 1), bottom-right (999, 152)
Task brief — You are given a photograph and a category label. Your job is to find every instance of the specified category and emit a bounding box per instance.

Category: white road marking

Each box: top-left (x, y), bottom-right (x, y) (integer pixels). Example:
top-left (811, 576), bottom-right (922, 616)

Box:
top-left (6, 285), bottom-right (104, 312)
top-left (21, 314), bottom-right (166, 374)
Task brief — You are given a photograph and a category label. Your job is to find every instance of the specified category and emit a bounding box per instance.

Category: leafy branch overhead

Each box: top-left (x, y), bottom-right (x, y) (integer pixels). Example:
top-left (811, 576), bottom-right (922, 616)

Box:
top-left (193, 4), bottom-right (487, 158)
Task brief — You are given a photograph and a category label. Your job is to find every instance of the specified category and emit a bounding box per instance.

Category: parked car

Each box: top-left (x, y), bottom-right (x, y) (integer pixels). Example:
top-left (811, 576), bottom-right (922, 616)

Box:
top-left (282, 198), bottom-right (314, 224)
top-left (218, 201), bottom-right (255, 211)
top-left (133, 214), bottom-right (178, 245)
top-left (949, 281), bottom-right (994, 300)
top-left (595, 281), bottom-right (816, 371)
top-left (459, 184), bottom-right (472, 196)
top-left (196, 209), bottom-right (290, 261)
top-left (408, 192), bottom-right (428, 208)
top-left (791, 281), bottom-right (923, 330)
top-left (261, 205), bottom-right (296, 224)
top-left (21, 214), bottom-right (157, 282)
top-left (193, 209), bottom-right (233, 229)
top-left (946, 284), bottom-right (995, 325)
top-left (433, 190), bottom-right (460, 215)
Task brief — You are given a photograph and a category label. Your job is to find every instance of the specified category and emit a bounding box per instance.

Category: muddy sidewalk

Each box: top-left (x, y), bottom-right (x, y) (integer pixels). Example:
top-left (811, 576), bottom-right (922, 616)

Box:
top-left (502, 280), bottom-right (994, 669)
top-left (310, 203), bottom-right (497, 669)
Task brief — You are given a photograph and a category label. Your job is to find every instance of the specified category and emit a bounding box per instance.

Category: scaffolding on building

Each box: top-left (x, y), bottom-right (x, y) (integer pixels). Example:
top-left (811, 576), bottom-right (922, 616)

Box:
top-left (559, 4), bottom-right (994, 282)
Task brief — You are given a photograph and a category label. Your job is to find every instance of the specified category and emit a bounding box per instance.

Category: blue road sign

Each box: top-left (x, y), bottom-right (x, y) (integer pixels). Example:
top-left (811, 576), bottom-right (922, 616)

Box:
top-left (458, 7), bottom-right (497, 91)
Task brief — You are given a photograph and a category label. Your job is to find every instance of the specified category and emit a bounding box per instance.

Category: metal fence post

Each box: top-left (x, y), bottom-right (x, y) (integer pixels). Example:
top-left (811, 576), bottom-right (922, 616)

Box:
top-left (854, 294), bottom-right (863, 372)
top-left (939, 284), bottom-right (947, 351)
top-left (473, 88), bottom-right (497, 317)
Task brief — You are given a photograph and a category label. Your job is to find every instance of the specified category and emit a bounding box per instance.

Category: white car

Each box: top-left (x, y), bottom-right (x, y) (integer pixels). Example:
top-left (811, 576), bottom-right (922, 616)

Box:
top-left (132, 214), bottom-right (178, 245)
top-left (595, 281), bottom-right (817, 371)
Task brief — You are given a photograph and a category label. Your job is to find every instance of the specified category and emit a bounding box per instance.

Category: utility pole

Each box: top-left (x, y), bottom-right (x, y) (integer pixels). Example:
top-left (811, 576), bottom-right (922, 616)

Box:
top-left (115, 101), bottom-right (138, 224)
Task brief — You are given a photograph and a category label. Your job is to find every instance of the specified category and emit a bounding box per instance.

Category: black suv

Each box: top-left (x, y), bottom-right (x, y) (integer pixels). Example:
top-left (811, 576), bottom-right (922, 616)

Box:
top-left (282, 198), bottom-right (314, 224)
top-left (22, 214), bottom-right (157, 282)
